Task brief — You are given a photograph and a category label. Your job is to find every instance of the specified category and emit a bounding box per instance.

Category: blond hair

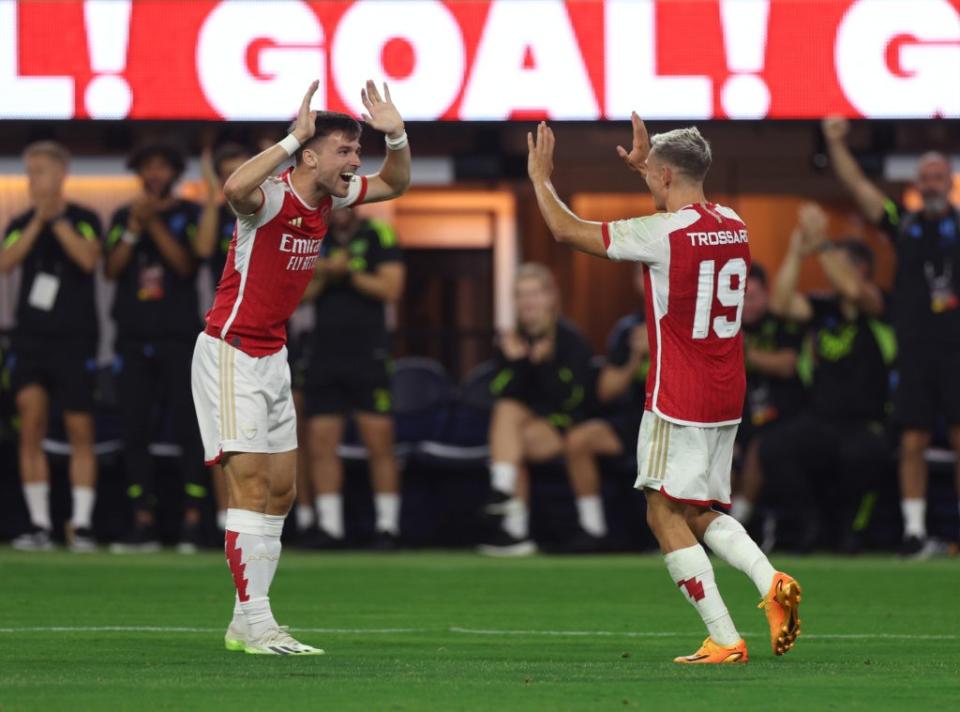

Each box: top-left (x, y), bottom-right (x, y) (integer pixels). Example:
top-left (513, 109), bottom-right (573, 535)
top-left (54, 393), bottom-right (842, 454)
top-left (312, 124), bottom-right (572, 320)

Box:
top-left (23, 140), bottom-right (70, 166)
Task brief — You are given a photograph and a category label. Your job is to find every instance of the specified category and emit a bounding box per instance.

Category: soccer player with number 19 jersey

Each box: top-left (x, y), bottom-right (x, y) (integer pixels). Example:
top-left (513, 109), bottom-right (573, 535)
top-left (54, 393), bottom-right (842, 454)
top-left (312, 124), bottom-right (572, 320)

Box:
top-left (527, 116), bottom-right (802, 664)
top-left (191, 80), bottom-right (410, 655)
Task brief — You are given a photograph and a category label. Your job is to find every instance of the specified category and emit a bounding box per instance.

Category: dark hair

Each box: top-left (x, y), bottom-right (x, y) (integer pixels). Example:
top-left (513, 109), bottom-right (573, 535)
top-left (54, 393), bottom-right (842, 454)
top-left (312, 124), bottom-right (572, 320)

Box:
top-left (291, 112), bottom-right (362, 164)
top-left (126, 139), bottom-right (186, 176)
top-left (213, 142), bottom-right (252, 177)
top-left (837, 238), bottom-right (875, 278)
top-left (748, 263), bottom-right (768, 287)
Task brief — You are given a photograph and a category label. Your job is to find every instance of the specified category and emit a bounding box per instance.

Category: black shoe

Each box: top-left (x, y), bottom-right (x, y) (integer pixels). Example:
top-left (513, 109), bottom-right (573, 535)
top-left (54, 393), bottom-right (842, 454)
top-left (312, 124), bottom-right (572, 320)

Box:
top-left (177, 520), bottom-right (204, 554)
top-left (899, 535), bottom-right (947, 560)
top-left (370, 530), bottom-right (400, 551)
top-left (299, 527), bottom-right (345, 550)
top-left (560, 528), bottom-right (610, 554)
top-left (110, 523), bottom-right (161, 553)
top-left (477, 528), bottom-right (537, 557)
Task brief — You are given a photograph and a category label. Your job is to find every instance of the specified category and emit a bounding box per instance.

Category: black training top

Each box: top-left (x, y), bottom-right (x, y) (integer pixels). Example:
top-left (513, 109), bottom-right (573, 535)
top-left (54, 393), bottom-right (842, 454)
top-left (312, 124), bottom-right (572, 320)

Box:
top-left (879, 200), bottom-right (960, 343)
top-left (311, 218), bottom-right (402, 359)
top-left (2, 203), bottom-right (102, 339)
top-left (604, 311), bottom-right (650, 410)
top-left (207, 203), bottom-right (236, 289)
top-left (742, 313), bottom-right (807, 427)
top-left (106, 200), bottom-right (202, 342)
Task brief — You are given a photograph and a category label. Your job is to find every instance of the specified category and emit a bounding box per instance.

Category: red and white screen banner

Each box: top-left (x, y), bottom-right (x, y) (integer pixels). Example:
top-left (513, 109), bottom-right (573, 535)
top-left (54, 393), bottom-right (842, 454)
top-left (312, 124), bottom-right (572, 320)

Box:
top-left (1, 0), bottom-right (958, 121)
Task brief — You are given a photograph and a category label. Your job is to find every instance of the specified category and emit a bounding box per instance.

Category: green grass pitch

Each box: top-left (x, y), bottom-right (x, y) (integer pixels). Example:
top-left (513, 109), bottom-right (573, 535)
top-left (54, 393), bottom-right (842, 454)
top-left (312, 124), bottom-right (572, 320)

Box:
top-left (1, 549), bottom-right (957, 711)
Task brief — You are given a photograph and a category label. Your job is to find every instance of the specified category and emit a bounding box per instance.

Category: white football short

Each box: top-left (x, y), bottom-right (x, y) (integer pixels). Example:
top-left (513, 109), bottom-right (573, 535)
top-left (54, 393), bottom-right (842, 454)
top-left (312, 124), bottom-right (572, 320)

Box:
top-left (634, 411), bottom-right (737, 509)
top-left (191, 332), bottom-right (297, 465)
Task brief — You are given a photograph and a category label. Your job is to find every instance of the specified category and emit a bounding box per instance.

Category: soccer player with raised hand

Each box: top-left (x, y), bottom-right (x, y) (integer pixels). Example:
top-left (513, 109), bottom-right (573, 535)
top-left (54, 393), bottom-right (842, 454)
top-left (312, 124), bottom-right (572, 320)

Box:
top-left (191, 80), bottom-right (410, 655)
top-left (527, 115), bottom-right (801, 664)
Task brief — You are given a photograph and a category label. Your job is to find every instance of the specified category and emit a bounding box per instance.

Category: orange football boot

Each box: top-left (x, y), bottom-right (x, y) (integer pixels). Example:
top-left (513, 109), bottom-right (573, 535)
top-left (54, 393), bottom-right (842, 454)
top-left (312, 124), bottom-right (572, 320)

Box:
top-left (759, 572), bottom-right (802, 655)
top-left (674, 637), bottom-right (749, 664)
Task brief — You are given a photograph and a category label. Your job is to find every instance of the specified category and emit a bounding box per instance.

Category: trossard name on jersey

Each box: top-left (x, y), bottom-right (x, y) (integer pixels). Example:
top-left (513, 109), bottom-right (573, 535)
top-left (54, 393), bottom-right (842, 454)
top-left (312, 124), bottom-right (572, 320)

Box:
top-left (686, 229), bottom-right (749, 247)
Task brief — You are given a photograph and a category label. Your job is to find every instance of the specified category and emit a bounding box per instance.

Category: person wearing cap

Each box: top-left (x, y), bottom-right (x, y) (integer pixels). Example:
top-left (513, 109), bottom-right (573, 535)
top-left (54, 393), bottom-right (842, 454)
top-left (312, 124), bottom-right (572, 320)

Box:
top-left (104, 139), bottom-right (206, 552)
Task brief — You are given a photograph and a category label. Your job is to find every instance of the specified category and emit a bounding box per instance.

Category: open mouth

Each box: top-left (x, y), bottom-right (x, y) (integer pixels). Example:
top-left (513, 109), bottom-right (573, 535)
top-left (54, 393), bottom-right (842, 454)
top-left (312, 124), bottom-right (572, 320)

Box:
top-left (339, 172), bottom-right (354, 185)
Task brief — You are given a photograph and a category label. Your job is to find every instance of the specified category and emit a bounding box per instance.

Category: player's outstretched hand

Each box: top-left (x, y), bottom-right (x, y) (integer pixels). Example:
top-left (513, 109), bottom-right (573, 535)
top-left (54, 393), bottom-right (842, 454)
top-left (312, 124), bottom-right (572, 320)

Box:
top-left (361, 80), bottom-right (405, 138)
top-left (291, 80), bottom-right (320, 144)
top-left (527, 122), bottom-right (556, 183)
top-left (795, 202), bottom-right (829, 255)
top-left (616, 111), bottom-right (650, 175)
top-left (822, 116), bottom-right (849, 143)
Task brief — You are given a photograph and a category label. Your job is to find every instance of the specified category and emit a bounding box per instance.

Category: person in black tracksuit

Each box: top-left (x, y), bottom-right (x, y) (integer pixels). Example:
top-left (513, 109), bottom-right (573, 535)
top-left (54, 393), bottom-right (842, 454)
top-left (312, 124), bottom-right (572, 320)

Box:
top-left (824, 116), bottom-right (960, 557)
top-left (0, 141), bottom-right (102, 552)
top-left (104, 140), bottom-right (204, 552)
top-left (729, 264), bottom-right (806, 528)
top-left (761, 203), bottom-right (895, 552)
top-left (480, 263), bottom-right (594, 556)
top-left (563, 263), bottom-right (649, 550)
top-left (301, 207), bottom-right (405, 549)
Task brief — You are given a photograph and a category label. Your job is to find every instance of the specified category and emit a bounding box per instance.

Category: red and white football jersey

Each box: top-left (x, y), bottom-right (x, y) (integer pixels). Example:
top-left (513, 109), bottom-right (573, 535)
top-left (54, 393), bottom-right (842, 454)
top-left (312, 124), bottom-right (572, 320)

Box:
top-left (204, 168), bottom-right (368, 356)
top-left (602, 202), bottom-right (751, 426)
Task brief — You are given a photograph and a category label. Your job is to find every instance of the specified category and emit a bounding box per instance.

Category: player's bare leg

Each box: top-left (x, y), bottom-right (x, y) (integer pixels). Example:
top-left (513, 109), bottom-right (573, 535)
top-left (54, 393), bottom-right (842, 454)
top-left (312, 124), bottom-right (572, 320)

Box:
top-left (13, 385), bottom-right (54, 551)
top-left (899, 429), bottom-right (931, 556)
top-left (565, 420), bottom-right (622, 540)
top-left (687, 506), bottom-right (801, 655)
top-left (222, 450), bottom-right (323, 655)
top-left (356, 412), bottom-right (401, 546)
top-left (63, 410), bottom-right (97, 552)
top-left (308, 415), bottom-right (346, 544)
top-left (645, 491), bottom-right (747, 663)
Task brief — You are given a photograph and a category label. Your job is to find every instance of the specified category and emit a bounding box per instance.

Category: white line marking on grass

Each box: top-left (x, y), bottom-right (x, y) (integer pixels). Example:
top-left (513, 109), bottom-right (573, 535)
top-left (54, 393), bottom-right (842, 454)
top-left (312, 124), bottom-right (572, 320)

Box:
top-left (0, 626), bottom-right (955, 641)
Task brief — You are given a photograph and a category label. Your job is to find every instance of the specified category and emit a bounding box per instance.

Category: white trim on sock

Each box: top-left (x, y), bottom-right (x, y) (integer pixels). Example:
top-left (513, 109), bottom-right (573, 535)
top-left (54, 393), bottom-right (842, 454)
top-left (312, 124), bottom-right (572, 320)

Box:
top-left (502, 500), bottom-right (529, 539)
top-left (576, 495), bottom-right (607, 537)
top-left (70, 486), bottom-right (95, 529)
top-left (491, 462), bottom-right (518, 495)
top-left (316, 494), bottom-right (344, 539)
top-left (263, 513), bottom-right (285, 539)
top-left (225, 508), bottom-right (266, 536)
top-left (375, 493), bottom-right (400, 535)
top-left (901, 498), bottom-right (926, 539)
top-left (295, 504), bottom-right (315, 531)
top-left (663, 544), bottom-right (740, 647)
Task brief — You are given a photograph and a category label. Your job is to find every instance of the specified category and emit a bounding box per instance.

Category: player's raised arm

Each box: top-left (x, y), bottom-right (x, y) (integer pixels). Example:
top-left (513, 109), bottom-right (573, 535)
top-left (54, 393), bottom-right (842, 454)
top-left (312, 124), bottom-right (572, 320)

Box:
top-left (222, 81), bottom-right (320, 215)
top-left (822, 117), bottom-right (888, 224)
top-left (527, 122), bottom-right (607, 259)
top-left (356, 81), bottom-right (411, 204)
top-left (616, 111), bottom-right (651, 177)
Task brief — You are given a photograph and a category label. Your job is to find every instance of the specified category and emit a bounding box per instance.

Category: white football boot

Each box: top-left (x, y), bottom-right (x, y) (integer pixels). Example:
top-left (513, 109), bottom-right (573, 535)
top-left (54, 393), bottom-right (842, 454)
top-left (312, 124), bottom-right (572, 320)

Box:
top-left (243, 626), bottom-right (325, 656)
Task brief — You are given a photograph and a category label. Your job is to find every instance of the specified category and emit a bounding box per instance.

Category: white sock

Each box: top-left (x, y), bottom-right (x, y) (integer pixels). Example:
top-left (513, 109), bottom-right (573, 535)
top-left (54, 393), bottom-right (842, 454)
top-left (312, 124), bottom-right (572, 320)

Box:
top-left (375, 493), bottom-right (400, 535)
top-left (70, 486), bottom-right (95, 529)
top-left (729, 496), bottom-right (753, 524)
top-left (901, 498), bottom-right (926, 538)
top-left (502, 500), bottom-right (529, 539)
top-left (263, 513), bottom-right (285, 589)
top-left (23, 482), bottom-right (51, 530)
top-left (576, 496), bottom-right (607, 537)
top-left (316, 494), bottom-right (343, 539)
top-left (224, 509), bottom-right (280, 640)
top-left (663, 544), bottom-right (740, 646)
top-left (216, 510), bottom-right (227, 531)
top-left (491, 462), bottom-right (518, 495)
top-left (295, 503), bottom-right (315, 531)
top-left (704, 514), bottom-right (777, 596)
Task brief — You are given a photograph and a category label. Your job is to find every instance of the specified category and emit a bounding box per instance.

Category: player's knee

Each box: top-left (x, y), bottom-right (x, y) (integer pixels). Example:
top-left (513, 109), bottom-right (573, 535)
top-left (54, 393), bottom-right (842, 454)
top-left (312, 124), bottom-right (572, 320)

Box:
top-left (492, 399), bottom-right (528, 427)
top-left (564, 426), bottom-right (592, 457)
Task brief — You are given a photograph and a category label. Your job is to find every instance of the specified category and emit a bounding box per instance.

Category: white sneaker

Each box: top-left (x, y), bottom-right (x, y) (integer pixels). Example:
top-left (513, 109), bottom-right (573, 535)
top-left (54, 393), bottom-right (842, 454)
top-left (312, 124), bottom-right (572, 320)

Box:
top-left (225, 617), bottom-right (247, 652)
top-left (244, 626), bottom-right (325, 656)
top-left (12, 527), bottom-right (54, 552)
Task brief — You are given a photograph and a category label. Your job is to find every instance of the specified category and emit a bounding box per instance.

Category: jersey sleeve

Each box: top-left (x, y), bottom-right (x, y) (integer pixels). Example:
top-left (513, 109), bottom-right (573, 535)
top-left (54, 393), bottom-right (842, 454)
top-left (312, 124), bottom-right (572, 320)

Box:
top-left (332, 175), bottom-right (369, 209)
top-left (1, 212), bottom-right (29, 249)
top-left (602, 215), bottom-right (671, 264)
top-left (105, 207), bottom-right (129, 251)
top-left (877, 199), bottom-right (904, 241)
top-left (74, 209), bottom-right (103, 244)
top-left (234, 177), bottom-right (286, 229)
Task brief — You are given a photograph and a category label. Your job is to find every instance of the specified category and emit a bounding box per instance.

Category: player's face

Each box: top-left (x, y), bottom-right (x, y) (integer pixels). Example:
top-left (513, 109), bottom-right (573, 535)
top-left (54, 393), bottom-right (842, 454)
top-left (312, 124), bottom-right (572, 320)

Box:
top-left (217, 156), bottom-right (249, 188)
top-left (915, 156), bottom-right (952, 212)
top-left (644, 155), bottom-right (668, 211)
top-left (302, 131), bottom-right (362, 199)
top-left (515, 276), bottom-right (555, 335)
top-left (138, 155), bottom-right (177, 198)
top-left (25, 154), bottom-right (66, 202)
top-left (742, 276), bottom-right (768, 325)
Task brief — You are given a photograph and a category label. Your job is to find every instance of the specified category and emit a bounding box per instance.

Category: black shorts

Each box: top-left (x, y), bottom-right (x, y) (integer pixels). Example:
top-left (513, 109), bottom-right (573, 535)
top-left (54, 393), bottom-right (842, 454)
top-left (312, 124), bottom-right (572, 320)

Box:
top-left (7, 335), bottom-right (97, 412)
top-left (608, 412), bottom-right (643, 452)
top-left (287, 332), bottom-right (309, 392)
top-left (304, 355), bottom-right (392, 417)
top-left (895, 341), bottom-right (960, 429)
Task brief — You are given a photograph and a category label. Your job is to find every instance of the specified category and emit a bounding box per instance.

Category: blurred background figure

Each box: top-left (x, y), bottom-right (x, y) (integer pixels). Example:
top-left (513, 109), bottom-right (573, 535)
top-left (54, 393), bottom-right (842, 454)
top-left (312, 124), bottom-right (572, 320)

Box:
top-left (762, 204), bottom-right (894, 553)
top-left (824, 117), bottom-right (960, 558)
top-left (104, 140), bottom-right (205, 552)
top-left (1, 141), bottom-right (102, 552)
top-left (562, 263), bottom-right (648, 551)
top-left (302, 207), bottom-right (405, 549)
top-left (479, 263), bottom-right (593, 556)
top-left (729, 264), bottom-right (806, 537)
top-left (193, 142), bottom-right (253, 539)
